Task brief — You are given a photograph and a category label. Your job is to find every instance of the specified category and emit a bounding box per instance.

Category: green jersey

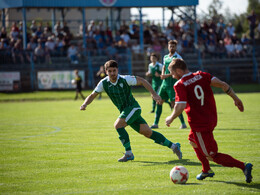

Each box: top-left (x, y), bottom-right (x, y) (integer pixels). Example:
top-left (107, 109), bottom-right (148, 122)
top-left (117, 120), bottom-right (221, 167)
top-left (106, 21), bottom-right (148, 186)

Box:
top-left (94, 75), bottom-right (140, 112)
top-left (161, 52), bottom-right (182, 87)
top-left (148, 62), bottom-right (163, 87)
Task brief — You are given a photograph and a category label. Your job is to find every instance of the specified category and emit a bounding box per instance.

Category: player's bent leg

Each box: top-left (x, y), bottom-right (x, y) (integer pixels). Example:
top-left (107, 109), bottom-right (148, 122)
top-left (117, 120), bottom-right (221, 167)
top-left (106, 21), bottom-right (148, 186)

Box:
top-left (189, 141), bottom-right (198, 148)
top-left (139, 124), bottom-right (153, 138)
top-left (114, 118), bottom-right (134, 162)
top-left (114, 118), bottom-right (127, 129)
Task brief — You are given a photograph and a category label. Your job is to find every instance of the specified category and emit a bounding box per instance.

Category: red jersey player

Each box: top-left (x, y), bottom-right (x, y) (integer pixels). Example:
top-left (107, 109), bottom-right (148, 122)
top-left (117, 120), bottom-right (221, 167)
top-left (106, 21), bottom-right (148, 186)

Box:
top-left (165, 58), bottom-right (253, 183)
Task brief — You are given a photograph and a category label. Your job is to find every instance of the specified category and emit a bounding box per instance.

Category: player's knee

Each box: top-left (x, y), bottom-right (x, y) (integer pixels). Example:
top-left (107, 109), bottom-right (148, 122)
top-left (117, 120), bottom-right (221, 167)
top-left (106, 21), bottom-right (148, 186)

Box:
top-left (206, 156), bottom-right (214, 161)
top-left (189, 141), bottom-right (198, 148)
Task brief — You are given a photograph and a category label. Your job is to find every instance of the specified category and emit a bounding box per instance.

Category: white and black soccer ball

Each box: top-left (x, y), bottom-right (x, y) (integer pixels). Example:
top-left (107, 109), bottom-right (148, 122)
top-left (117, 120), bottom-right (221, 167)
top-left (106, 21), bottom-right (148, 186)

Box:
top-left (71, 79), bottom-right (76, 85)
top-left (170, 166), bottom-right (189, 184)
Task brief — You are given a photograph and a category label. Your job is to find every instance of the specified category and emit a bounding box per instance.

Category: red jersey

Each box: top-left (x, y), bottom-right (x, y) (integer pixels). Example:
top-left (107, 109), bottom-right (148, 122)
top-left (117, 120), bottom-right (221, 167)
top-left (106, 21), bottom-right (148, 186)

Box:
top-left (174, 71), bottom-right (217, 132)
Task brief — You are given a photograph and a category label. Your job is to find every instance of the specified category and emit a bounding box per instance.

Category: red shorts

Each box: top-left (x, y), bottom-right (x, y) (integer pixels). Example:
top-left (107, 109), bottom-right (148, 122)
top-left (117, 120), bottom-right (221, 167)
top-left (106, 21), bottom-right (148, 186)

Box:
top-left (188, 130), bottom-right (218, 157)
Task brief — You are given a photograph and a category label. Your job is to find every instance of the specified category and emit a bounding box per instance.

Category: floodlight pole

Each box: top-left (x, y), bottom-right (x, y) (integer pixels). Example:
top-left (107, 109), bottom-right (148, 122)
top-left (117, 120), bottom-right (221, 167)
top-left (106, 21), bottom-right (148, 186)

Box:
top-left (2, 9), bottom-right (5, 28)
top-left (22, 8), bottom-right (27, 49)
top-left (162, 7), bottom-right (165, 32)
top-left (81, 8), bottom-right (87, 56)
top-left (138, 7), bottom-right (144, 53)
top-left (52, 9), bottom-right (56, 34)
top-left (193, 5), bottom-right (202, 70)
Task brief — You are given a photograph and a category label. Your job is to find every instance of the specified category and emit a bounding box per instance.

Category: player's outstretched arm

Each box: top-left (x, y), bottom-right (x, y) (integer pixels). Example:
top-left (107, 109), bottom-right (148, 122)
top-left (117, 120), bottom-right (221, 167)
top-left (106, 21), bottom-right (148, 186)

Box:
top-left (211, 77), bottom-right (244, 112)
top-left (136, 76), bottom-right (162, 104)
top-left (165, 103), bottom-right (186, 127)
top-left (80, 92), bottom-right (99, 111)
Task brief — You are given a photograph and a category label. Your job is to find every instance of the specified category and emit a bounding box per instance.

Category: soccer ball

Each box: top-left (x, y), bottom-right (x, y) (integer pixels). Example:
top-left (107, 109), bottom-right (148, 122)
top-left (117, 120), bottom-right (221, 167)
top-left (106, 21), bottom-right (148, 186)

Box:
top-left (170, 166), bottom-right (189, 184)
top-left (71, 79), bottom-right (76, 84)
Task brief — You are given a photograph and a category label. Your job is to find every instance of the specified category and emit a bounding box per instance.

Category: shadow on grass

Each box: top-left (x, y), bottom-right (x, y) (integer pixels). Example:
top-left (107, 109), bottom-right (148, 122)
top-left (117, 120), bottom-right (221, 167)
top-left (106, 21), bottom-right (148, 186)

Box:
top-left (134, 159), bottom-right (222, 168)
top-left (213, 180), bottom-right (260, 190)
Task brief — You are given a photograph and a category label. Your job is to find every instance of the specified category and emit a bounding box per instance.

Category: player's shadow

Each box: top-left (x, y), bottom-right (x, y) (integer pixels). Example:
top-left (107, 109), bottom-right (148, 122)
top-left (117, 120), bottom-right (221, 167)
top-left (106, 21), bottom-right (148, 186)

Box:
top-left (135, 159), bottom-right (222, 168)
top-left (213, 180), bottom-right (260, 190)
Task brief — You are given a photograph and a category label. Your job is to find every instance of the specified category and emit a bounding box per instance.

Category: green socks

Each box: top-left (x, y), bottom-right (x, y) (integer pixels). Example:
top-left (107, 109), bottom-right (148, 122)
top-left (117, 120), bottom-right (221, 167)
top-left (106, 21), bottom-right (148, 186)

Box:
top-left (150, 130), bottom-right (173, 148)
top-left (117, 128), bottom-right (131, 151)
top-left (178, 113), bottom-right (185, 124)
top-left (152, 99), bottom-right (156, 112)
top-left (154, 104), bottom-right (162, 125)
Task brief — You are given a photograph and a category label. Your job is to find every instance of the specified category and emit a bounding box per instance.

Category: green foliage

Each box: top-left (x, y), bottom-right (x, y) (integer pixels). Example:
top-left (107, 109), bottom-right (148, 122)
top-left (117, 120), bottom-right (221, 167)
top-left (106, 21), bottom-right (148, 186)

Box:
top-left (247, 0), bottom-right (260, 20)
top-left (207, 0), bottom-right (223, 21)
top-left (0, 93), bottom-right (260, 194)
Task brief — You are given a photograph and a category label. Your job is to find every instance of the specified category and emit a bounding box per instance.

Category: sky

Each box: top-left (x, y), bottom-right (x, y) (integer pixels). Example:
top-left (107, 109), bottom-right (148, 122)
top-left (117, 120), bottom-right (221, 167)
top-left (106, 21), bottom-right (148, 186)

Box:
top-left (131, 0), bottom-right (249, 21)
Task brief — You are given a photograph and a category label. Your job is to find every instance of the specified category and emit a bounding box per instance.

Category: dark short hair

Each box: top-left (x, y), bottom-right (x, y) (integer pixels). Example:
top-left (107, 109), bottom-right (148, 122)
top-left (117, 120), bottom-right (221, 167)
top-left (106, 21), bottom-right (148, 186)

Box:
top-left (169, 58), bottom-right (187, 71)
top-left (168, 40), bottom-right (178, 45)
top-left (104, 60), bottom-right (118, 70)
top-left (150, 53), bottom-right (158, 59)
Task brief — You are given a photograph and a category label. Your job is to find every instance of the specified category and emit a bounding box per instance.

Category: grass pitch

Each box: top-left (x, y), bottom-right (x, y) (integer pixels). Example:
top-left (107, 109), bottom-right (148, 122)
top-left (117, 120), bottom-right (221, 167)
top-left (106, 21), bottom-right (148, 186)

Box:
top-left (0, 92), bottom-right (259, 194)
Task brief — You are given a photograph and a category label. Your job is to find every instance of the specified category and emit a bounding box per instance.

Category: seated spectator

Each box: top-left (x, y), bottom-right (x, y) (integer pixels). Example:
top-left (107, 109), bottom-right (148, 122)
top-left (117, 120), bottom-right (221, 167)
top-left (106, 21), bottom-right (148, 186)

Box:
top-left (26, 38), bottom-right (37, 62)
top-left (226, 22), bottom-right (235, 36)
top-left (120, 31), bottom-right (130, 45)
top-left (231, 33), bottom-right (239, 44)
top-left (96, 37), bottom-right (106, 55)
top-left (131, 41), bottom-right (141, 54)
top-left (30, 20), bottom-right (37, 34)
top-left (225, 43), bottom-right (235, 58)
top-left (216, 40), bottom-right (227, 59)
top-left (152, 39), bottom-right (162, 53)
top-left (0, 27), bottom-right (8, 39)
top-left (34, 42), bottom-right (46, 64)
top-left (234, 40), bottom-right (245, 57)
top-left (241, 34), bottom-right (252, 54)
top-left (10, 22), bottom-right (20, 41)
top-left (45, 37), bottom-right (56, 56)
top-left (55, 36), bottom-right (65, 56)
top-left (35, 27), bottom-right (43, 38)
top-left (198, 39), bottom-right (206, 58)
top-left (11, 39), bottom-right (24, 64)
top-left (207, 41), bottom-right (216, 58)
top-left (67, 44), bottom-right (79, 64)
top-left (106, 42), bottom-right (118, 60)
top-left (144, 25), bottom-right (152, 44)
top-left (86, 37), bottom-right (97, 56)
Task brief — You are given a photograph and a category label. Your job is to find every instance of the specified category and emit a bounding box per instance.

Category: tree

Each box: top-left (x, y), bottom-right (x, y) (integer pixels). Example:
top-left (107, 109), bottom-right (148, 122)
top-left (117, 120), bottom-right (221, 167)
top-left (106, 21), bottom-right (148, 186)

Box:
top-left (208, 0), bottom-right (223, 22)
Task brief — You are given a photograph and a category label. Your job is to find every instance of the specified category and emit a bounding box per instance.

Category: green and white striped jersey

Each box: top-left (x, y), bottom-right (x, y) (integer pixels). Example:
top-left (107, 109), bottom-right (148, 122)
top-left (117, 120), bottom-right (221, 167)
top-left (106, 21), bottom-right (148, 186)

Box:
top-left (148, 62), bottom-right (163, 87)
top-left (94, 74), bottom-right (140, 112)
top-left (162, 52), bottom-right (182, 87)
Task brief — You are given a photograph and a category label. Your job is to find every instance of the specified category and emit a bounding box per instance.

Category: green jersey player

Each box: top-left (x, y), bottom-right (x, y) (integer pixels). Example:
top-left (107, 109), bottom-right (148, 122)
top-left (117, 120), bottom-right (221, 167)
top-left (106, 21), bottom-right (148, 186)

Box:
top-left (150, 40), bottom-right (187, 129)
top-left (146, 53), bottom-right (163, 113)
top-left (80, 60), bottom-right (182, 162)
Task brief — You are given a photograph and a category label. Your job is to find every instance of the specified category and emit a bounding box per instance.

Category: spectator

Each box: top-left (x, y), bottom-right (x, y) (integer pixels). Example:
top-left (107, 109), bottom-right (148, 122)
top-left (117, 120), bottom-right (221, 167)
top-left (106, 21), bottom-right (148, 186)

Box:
top-left (67, 44), bottom-right (79, 64)
top-left (207, 41), bottom-right (216, 58)
top-left (45, 36), bottom-right (56, 56)
top-left (234, 40), bottom-right (245, 57)
top-left (106, 42), bottom-right (118, 60)
top-left (198, 39), bottom-right (206, 58)
top-left (54, 21), bottom-right (61, 36)
top-left (0, 27), bottom-right (7, 39)
top-left (225, 43), bottom-right (235, 58)
top-left (10, 22), bottom-right (20, 40)
top-left (120, 31), bottom-right (130, 45)
top-left (88, 20), bottom-right (96, 37)
top-left (26, 37), bottom-right (37, 62)
top-left (34, 41), bottom-right (46, 63)
top-left (144, 25), bottom-right (152, 44)
top-left (11, 39), bottom-right (24, 64)
top-left (30, 20), bottom-right (37, 33)
top-left (35, 26), bottom-right (43, 38)
top-left (226, 23), bottom-right (235, 36)
top-left (247, 10), bottom-right (257, 39)
top-left (62, 21), bottom-right (70, 35)
top-left (216, 40), bottom-right (227, 59)
top-left (152, 39), bottom-right (162, 53)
